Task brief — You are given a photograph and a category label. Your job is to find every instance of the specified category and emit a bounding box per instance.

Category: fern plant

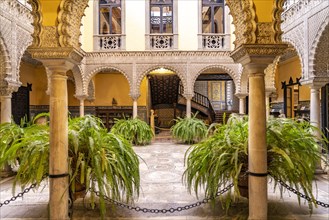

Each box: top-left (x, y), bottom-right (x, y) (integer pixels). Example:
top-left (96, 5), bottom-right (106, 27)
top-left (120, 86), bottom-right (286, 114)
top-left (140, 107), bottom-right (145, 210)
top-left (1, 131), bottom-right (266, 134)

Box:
top-left (184, 114), bottom-right (328, 212)
top-left (171, 113), bottom-right (208, 144)
top-left (111, 117), bottom-right (154, 145)
top-left (0, 114), bottom-right (140, 219)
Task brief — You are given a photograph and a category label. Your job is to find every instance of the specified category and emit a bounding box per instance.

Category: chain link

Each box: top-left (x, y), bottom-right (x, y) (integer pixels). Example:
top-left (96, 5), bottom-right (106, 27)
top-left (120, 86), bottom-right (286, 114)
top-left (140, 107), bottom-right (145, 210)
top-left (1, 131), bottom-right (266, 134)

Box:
top-left (92, 183), bottom-right (234, 213)
top-left (0, 183), bottom-right (37, 207)
top-left (270, 175), bottom-right (329, 208)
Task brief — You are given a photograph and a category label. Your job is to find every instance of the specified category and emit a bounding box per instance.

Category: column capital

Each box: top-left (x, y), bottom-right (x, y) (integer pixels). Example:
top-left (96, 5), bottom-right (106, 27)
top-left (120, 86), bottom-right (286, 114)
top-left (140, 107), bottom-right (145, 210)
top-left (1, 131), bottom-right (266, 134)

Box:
top-left (75, 95), bottom-right (88, 101)
top-left (0, 81), bottom-right (21, 96)
top-left (230, 44), bottom-right (287, 74)
top-left (130, 93), bottom-right (140, 100)
top-left (235, 93), bottom-right (248, 99)
top-left (301, 77), bottom-right (329, 89)
top-left (41, 60), bottom-right (75, 76)
top-left (183, 93), bottom-right (194, 100)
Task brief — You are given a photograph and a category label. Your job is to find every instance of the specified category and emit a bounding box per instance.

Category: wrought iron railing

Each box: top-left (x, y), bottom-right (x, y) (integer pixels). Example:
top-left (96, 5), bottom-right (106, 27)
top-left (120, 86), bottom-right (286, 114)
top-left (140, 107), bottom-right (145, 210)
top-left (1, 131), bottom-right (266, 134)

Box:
top-left (178, 85), bottom-right (215, 122)
top-left (201, 34), bottom-right (230, 50)
top-left (97, 34), bottom-right (122, 50)
top-left (150, 34), bottom-right (174, 49)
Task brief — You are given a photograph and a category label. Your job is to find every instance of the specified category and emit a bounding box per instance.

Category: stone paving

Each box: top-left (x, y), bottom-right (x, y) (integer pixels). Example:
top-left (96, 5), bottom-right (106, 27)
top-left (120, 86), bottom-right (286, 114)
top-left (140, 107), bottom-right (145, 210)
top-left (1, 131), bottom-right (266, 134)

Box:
top-left (0, 142), bottom-right (328, 220)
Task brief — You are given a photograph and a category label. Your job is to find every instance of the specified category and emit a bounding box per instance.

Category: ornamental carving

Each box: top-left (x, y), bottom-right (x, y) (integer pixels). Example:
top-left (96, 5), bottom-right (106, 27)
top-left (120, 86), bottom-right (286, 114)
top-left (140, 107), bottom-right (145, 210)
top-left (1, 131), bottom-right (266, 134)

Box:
top-left (256, 22), bottom-right (274, 44)
top-left (272, 0), bottom-right (285, 43)
top-left (230, 44), bottom-right (287, 64)
top-left (225, 0), bottom-right (257, 47)
top-left (29, 47), bottom-right (84, 64)
top-left (312, 24), bottom-right (329, 77)
top-left (40, 26), bottom-right (60, 47)
top-left (57, 0), bottom-right (89, 48)
top-left (150, 35), bottom-right (173, 49)
top-left (29, 0), bottom-right (43, 47)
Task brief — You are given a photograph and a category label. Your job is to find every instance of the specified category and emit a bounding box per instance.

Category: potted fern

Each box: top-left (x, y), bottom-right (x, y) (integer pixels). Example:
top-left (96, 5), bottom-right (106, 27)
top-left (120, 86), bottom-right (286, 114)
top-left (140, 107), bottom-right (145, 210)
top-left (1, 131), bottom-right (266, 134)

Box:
top-left (0, 114), bottom-right (140, 218)
top-left (184, 114), bottom-right (328, 212)
top-left (111, 117), bottom-right (154, 145)
top-left (171, 113), bottom-right (208, 144)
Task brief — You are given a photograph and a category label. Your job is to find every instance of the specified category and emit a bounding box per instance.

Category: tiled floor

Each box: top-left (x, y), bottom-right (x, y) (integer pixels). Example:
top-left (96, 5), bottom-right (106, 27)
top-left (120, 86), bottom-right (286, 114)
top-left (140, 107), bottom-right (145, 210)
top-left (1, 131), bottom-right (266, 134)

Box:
top-left (0, 142), bottom-right (328, 220)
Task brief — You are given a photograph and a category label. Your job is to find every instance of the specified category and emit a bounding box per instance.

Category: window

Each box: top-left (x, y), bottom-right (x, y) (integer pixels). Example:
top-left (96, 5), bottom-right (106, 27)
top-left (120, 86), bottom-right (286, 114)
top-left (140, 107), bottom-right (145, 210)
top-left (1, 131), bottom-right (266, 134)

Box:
top-left (202, 0), bottom-right (224, 34)
top-left (150, 0), bottom-right (173, 34)
top-left (99, 0), bottom-right (122, 35)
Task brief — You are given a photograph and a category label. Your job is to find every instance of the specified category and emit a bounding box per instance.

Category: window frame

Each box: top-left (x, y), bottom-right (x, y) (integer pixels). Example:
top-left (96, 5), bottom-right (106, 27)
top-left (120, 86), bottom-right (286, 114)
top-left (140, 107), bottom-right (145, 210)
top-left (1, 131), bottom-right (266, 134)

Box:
top-left (202, 0), bottom-right (225, 34)
top-left (99, 0), bottom-right (122, 35)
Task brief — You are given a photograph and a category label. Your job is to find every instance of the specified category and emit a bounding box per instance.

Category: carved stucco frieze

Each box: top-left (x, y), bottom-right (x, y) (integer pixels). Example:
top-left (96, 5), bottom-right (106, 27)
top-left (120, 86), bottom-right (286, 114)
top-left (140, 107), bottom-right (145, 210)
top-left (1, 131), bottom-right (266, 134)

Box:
top-left (29, 47), bottom-right (84, 65)
top-left (0, 80), bottom-right (21, 96)
top-left (256, 22), bottom-right (275, 44)
top-left (264, 56), bottom-right (280, 93)
top-left (29, 0), bottom-right (42, 47)
top-left (57, 0), bottom-right (89, 48)
top-left (272, 0), bottom-right (285, 43)
top-left (312, 23), bottom-right (329, 78)
top-left (225, 0), bottom-right (257, 48)
top-left (40, 26), bottom-right (60, 48)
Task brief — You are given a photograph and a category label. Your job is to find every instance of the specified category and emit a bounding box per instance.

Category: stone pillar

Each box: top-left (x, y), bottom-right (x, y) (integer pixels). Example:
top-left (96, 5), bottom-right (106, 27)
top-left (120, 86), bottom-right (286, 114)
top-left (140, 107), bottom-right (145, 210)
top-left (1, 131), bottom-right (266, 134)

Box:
top-left (184, 93), bottom-right (193, 118)
top-left (236, 93), bottom-right (247, 114)
top-left (133, 99), bottom-right (138, 118)
top-left (130, 93), bottom-right (140, 119)
top-left (0, 94), bottom-right (12, 123)
top-left (230, 44), bottom-right (286, 220)
top-left (76, 95), bottom-right (87, 117)
top-left (44, 62), bottom-right (72, 220)
top-left (150, 109), bottom-right (155, 134)
top-left (310, 85), bottom-right (321, 135)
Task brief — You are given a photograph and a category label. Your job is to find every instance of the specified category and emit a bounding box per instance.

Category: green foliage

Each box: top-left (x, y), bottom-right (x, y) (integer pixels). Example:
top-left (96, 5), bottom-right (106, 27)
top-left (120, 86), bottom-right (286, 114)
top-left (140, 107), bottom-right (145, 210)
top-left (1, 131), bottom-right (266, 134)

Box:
top-left (68, 115), bottom-right (140, 217)
top-left (171, 113), bottom-right (208, 144)
top-left (0, 114), bottom-right (140, 219)
top-left (184, 114), bottom-right (327, 212)
top-left (111, 117), bottom-right (154, 145)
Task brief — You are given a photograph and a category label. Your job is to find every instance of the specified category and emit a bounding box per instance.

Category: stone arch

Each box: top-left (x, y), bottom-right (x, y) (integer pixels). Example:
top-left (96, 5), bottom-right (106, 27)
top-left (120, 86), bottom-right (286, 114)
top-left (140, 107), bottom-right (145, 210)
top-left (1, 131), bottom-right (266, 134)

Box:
top-left (136, 64), bottom-right (187, 95)
top-left (0, 35), bottom-right (12, 93)
top-left (282, 39), bottom-right (304, 77)
top-left (57, 0), bottom-right (89, 48)
top-left (265, 56), bottom-right (280, 93)
top-left (192, 64), bottom-right (239, 90)
top-left (85, 65), bottom-right (132, 97)
top-left (29, 0), bottom-right (43, 47)
top-left (71, 65), bottom-right (85, 96)
top-left (309, 20), bottom-right (329, 77)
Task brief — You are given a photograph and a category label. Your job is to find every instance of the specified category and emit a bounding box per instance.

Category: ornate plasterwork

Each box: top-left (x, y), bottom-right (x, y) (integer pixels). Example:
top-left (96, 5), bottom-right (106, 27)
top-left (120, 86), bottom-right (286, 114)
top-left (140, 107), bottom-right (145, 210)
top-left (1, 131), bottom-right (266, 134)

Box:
top-left (57, 0), bottom-right (89, 48)
top-left (230, 44), bottom-right (287, 65)
top-left (29, 0), bottom-right (42, 47)
top-left (29, 47), bottom-right (84, 64)
top-left (272, 0), bottom-right (285, 43)
top-left (256, 22), bottom-right (275, 44)
top-left (225, 0), bottom-right (257, 47)
top-left (309, 16), bottom-right (329, 77)
top-left (264, 56), bottom-right (280, 93)
top-left (40, 26), bottom-right (60, 47)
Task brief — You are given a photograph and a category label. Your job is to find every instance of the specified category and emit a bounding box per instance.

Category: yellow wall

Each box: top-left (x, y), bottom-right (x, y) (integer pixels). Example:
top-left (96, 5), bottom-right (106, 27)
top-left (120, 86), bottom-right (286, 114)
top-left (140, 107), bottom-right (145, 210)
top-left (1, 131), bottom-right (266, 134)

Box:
top-left (275, 56), bottom-right (310, 103)
top-left (92, 73), bottom-right (146, 106)
top-left (40, 0), bottom-right (62, 26)
top-left (138, 77), bottom-right (148, 106)
top-left (81, 0), bottom-right (94, 52)
top-left (67, 80), bottom-right (79, 106)
top-left (253, 0), bottom-right (273, 22)
top-left (178, 0), bottom-right (198, 50)
top-left (126, 0), bottom-right (145, 50)
top-left (19, 63), bottom-right (49, 105)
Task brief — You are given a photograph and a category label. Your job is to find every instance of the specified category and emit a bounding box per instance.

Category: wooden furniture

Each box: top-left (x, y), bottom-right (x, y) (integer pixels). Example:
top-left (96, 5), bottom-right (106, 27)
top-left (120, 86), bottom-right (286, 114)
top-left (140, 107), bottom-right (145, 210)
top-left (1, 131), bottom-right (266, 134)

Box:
top-left (96, 107), bottom-right (133, 130)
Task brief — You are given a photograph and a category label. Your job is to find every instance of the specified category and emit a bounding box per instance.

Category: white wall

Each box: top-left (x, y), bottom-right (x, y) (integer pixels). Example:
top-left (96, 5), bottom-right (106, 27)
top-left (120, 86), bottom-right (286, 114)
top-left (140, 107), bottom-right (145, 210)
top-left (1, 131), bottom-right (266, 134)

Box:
top-left (178, 0), bottom-right (198, 50)
top-left (126, 0), bottom-right (145, 51)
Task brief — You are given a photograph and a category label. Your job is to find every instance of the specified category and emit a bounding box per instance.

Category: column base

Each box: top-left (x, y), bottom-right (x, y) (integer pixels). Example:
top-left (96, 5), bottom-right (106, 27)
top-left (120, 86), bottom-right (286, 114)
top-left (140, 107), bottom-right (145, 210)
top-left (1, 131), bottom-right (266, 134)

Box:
top-left (0, 164), bottom-right (15, 178)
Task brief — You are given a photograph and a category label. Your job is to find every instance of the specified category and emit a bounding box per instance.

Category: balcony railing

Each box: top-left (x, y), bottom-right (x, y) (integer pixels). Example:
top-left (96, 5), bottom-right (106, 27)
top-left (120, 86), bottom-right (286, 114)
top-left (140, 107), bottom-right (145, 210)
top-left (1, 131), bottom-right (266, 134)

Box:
top-left (201, 34), bottom-right (230, 50)
top-left (150, 34), bottom-right (174, 50)
top-left (96, 34), bottom-right (122, 50)
top-left (17, 0), bottom-right (32, 11)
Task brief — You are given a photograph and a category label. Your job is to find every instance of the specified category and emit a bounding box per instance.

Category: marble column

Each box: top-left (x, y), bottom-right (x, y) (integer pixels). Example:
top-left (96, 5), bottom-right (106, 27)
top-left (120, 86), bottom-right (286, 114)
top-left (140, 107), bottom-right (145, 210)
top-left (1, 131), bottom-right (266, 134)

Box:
top-left (230, 44), bottom-right (286, 220)
top-left (44, 62), bottom-right (72, 220)
top-left (0, 94), bottom-right (12, 123)
top-left (236, 93), bottom-right (247, 114)
top-left (310, 85), bottom-right (321, 135)
top-left (183, 93), bottom-right (193, 118)
top-left (133, 99), bottom-right (138, 118)
top-left (76, 95), bottom-right (87, 117)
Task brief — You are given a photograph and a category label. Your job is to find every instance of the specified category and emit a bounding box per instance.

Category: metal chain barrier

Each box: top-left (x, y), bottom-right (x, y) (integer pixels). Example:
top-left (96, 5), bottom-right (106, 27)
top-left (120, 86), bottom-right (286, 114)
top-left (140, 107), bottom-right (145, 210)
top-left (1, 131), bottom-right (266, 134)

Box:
top-left (92, 183), bottom-right (234, 213)
top-left (0, 182), bottom-right (37, 207)
top-left (269, 174), bottom-right (329, 208)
